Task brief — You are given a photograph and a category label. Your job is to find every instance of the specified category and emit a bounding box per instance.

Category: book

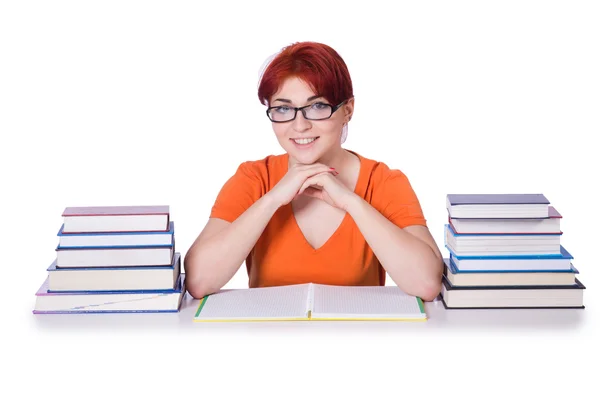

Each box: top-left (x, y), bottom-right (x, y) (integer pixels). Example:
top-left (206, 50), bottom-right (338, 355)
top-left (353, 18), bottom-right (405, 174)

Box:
top-left (193, 283), bottom-right (426, 322)
top-left (448, 245), bottom-right (574, 271)
top-left (47, 252), bottom-right (181, 292)
top-left (448, 206), bottom-right (562, 234)
top-left (443, 258), bottom-right (578, 286)
top-left (55, 245), bottom-right (174, 268)
top-left (440, 274), bottom-right (585, 309)
top-left (57, 221), bottom-right (175, 248)
top-left (444, 224), bottom-right (562, 256)
top-left (61, 205), bottom-right (170, 233)
top-left (446, 194), bottom-right (550, 218)
top-left (33, 274), bottom-right (187, 313)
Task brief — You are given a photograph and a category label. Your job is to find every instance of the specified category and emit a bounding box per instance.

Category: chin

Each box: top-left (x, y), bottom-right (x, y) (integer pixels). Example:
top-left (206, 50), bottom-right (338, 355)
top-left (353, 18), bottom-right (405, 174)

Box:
top-left (290, 151), bottom-right (320, 165)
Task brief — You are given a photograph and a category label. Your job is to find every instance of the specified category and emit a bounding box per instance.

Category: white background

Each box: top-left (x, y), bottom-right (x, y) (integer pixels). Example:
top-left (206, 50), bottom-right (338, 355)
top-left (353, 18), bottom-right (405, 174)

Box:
top-left (1, 1), bottom-right (599, 396)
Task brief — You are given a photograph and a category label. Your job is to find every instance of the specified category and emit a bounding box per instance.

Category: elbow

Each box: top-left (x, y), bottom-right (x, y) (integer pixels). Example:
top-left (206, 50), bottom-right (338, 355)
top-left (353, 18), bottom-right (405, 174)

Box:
top-left (417, 269), bottom-right (443, 302)
top-left (183, 252), bottom-right (222, 300)
top-left (185, 278), bottom-right (221, 300)
top-left (417, 279), bottom-right (442, 302)
top-left (397, 276), bottom-right (442, 302)
top-left (417, 255), bottom-right (444, 301)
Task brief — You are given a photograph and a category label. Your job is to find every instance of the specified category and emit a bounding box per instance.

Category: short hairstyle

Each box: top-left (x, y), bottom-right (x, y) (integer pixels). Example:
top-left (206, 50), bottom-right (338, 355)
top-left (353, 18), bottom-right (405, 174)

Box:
top-left (258, 42), bottom-right (353, 107)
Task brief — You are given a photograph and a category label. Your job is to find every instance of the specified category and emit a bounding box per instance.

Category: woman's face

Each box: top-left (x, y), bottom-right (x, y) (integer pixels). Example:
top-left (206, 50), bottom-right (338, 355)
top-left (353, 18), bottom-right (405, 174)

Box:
top-left (269, 77), bottom-right (353, 165)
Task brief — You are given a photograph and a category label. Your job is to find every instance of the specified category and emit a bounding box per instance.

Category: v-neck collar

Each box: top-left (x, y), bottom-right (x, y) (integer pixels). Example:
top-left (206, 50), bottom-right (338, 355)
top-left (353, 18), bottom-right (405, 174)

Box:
top-left (283, 149), bottom-right (368, 253)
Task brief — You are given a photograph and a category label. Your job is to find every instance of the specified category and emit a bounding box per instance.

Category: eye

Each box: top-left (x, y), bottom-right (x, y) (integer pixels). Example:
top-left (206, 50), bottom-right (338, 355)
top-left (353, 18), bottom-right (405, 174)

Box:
top-left (274, 106), bottom-right (291, 114)
top-left (311, 102), bottom-right (330, 110)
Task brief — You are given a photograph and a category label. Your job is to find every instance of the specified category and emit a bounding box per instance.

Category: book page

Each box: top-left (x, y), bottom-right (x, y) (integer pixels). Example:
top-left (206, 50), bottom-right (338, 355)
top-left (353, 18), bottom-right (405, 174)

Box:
top-left (194, 283), bottom-right (310, 321)
top-left (311, 284), bottom-right (426, 319)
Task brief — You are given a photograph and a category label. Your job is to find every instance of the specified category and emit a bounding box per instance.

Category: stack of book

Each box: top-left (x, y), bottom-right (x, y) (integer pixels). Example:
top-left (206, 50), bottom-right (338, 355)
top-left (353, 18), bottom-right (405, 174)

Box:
top-left (440, 194), bottom-right (585, 309)
top-left (33, 205), bottom-right (187, 314)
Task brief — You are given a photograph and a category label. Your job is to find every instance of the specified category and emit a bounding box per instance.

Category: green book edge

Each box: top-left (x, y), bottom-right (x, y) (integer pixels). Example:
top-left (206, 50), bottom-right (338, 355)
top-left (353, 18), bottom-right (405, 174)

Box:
top-left (194, 295), bottom-right (209, 317)
top-left (417, 297), bottom-right (425, 314)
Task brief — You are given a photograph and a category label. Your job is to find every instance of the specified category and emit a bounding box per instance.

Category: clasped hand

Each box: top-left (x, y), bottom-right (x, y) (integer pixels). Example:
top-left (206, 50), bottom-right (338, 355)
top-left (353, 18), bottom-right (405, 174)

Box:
top-left (267, 163), bottom-right (356, 211)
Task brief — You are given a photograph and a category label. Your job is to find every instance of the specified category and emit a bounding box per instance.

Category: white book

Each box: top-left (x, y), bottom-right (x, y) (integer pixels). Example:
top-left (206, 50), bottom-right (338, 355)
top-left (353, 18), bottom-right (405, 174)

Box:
top-left (47, 253), bottom-right (181, 291)
top-left (193, 283), bottom-right (426, 322)
top-left (61, 205), bottom-right (170, 233)
top-left (448, 206), bottom-right (562, 234)
top-left (446, 194), bottom-right (550, 219)
top-left (444, 224), bottom-right (561, 256)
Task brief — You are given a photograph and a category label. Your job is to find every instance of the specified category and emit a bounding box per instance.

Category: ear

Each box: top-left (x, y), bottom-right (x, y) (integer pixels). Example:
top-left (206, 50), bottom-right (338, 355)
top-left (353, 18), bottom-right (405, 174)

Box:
top-left (344, 97), bottom-right (355, 123)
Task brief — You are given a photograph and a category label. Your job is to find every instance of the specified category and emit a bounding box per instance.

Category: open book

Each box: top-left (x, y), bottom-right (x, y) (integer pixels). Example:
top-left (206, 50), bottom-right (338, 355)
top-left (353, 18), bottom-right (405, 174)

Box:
top-left (193, 283), bottom-right (426, 322)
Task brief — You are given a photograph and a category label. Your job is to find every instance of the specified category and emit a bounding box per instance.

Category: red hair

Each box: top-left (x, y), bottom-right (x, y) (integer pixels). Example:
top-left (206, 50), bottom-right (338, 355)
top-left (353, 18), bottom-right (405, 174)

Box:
top-left (258, 42), bottom-right (353, 106)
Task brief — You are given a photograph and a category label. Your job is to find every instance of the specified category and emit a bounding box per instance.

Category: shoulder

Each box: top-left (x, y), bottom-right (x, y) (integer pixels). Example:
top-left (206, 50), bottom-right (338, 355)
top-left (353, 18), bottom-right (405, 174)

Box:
top-left (353, 151), bottom-right (426, 225)
top-left (353, 150), bottom-right (411, 187)
top-left (233, 153), bottom-right (287, 180)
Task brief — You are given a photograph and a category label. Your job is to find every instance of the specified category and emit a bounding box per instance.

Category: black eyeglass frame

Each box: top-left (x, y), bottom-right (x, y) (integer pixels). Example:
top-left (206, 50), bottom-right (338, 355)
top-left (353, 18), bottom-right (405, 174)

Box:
top-left (266, 100), bottom-right (348, 123)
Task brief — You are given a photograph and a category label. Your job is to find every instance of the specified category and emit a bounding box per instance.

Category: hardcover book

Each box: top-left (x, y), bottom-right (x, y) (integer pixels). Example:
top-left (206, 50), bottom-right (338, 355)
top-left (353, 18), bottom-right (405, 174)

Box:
top-left (57, 221), bottom-right (175, 248)
top-left (448, 206), bottom-right (562, 234)
top-left (446, 194), bottom-right (550, 219)
top-left (447, 245), bottom-right (574, 271)
top-left (61, 205), bottom-right (170, 233)
top-left (444, 224), bottom-right (562, 257)
top-left (33, 274), bottom-right (187, 313)
top-left (443, 258), bottom-right (578, 286)
top-left (55, 245), bottom-right (174, 268)
top-left (47, 253), bottom-right (181, 292)
top-left (440, 274), bottom-right (585, 309)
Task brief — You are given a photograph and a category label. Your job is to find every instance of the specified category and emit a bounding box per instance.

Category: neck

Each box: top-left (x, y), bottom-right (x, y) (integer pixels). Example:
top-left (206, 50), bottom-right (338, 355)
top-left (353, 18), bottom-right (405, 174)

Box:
top-left (288, 146), bottom-right (353, 171)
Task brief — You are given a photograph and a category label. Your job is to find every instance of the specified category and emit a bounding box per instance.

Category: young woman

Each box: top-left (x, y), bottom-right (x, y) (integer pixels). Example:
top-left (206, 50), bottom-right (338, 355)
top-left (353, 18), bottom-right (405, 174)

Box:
top-left (184, 42), bottom-right (443, 301)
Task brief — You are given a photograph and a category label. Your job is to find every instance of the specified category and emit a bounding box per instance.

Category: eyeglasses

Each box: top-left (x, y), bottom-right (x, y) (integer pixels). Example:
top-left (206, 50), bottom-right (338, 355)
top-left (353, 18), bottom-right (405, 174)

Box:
top-left (266, 100), bottom-right (347, 123)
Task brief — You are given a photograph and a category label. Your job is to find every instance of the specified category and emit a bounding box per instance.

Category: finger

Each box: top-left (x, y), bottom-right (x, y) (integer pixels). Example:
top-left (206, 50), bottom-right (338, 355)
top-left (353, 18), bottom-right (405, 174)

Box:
top-left (302, 187), bottom-right (323, 200)
top-left (301, 166), bottom-right (337, 180)
top-left (298, 175), bottom-right (318, 196)
top-left (297, 179), bottom-right (311, 196)
top-left (298, 174), bottom-right (328, 195)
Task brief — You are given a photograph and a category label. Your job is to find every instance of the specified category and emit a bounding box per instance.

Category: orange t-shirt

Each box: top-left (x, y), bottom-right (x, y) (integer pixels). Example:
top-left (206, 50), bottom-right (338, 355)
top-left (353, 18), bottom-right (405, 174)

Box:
top-left (209, 150), bottom-right (427, 288)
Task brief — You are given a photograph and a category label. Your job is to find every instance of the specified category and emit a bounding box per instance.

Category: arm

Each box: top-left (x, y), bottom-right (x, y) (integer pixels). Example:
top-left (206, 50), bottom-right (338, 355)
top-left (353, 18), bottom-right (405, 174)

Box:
top-left (346, 195), bottom-right (443, 301)
top-left (184, 194), bottom-right (280, 299)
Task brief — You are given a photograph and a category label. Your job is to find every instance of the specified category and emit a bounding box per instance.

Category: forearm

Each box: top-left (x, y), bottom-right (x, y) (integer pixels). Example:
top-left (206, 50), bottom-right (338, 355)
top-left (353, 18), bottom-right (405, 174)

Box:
top-left (185, 194), bottom-right (280, 297)
top-left (346, 195), bottom-right (442, 301)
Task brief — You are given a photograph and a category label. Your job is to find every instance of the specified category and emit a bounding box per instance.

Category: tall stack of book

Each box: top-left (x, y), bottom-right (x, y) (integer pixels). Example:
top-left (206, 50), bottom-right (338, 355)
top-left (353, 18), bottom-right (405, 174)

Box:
top-left (440, 194), bottom-right (585, 309)
top-left (33, 205), bottom-right (187, 314)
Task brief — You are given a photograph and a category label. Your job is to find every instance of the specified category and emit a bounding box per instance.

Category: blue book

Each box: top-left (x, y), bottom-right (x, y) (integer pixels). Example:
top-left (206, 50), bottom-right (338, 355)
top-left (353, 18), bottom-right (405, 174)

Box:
top-left (446, 244), bottom-right (574, 271)
top-left (33, 274), bottom-right (187, 314)
top-left (57, 221), bottom-right (175, 248)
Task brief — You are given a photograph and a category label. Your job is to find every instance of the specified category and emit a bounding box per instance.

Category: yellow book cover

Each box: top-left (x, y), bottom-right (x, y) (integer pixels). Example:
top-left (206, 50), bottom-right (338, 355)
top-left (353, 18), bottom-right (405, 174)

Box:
top-left (193, 283), bottom-right (426, 322)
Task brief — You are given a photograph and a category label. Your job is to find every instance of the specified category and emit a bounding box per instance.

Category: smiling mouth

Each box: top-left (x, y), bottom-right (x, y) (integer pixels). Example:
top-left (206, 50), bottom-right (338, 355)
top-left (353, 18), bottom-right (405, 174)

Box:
top-left (291, 137), bottom-right (319, 145)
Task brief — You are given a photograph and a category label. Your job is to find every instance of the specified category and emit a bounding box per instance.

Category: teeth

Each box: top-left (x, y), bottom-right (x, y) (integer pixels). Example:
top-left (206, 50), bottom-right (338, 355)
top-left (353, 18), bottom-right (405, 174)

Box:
top-left (293, 137), bottom-right (317, 145)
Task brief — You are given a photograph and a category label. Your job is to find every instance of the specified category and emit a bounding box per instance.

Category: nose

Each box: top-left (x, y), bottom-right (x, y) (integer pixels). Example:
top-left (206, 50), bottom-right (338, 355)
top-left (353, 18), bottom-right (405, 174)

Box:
top-left (292, 110), bottom-right (311, 132)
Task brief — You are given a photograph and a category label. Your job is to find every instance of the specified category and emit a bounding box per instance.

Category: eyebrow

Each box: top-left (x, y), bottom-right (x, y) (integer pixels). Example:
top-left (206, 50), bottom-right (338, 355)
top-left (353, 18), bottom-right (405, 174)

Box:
top-left (272, 95), bottom-right (323, 104)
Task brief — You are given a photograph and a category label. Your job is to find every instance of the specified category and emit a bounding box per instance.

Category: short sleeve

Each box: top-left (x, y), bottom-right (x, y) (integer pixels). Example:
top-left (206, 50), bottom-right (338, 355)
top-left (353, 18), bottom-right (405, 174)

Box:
top-left (376, 169), bottom-right (427, 228)
top-left (209, 162), bottom-right (265, 223)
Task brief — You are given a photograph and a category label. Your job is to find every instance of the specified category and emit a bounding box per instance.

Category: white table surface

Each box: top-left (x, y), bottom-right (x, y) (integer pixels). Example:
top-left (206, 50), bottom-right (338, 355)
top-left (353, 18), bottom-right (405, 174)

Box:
top-left (30, 293), bottom-right (588, 333)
